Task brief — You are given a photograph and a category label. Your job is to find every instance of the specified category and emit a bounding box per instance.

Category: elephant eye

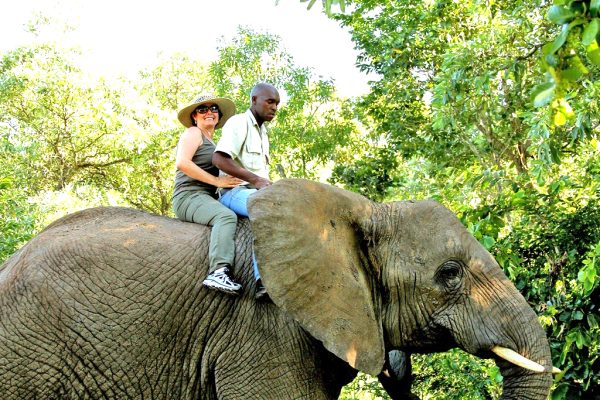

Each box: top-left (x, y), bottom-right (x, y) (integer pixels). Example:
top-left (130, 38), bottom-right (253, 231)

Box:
top-left (435, 260), bottom-right (464, 290)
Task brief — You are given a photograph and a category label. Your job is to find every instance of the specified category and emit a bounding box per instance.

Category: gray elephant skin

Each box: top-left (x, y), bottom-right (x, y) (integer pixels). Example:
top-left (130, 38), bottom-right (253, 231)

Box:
top-left (0, 179), bottom-right (553, 399)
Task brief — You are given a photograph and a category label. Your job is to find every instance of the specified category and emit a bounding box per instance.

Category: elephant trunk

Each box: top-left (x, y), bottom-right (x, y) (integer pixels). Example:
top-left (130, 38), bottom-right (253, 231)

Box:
top-left (494, 296), bottom-right (553, 399)
top-left (498, 362), bottom-right (552, 400)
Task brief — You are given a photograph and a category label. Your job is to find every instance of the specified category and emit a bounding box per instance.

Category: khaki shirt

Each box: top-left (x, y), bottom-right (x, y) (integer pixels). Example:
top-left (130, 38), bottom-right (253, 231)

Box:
top-left (215, 109), bottom-right (270, 180)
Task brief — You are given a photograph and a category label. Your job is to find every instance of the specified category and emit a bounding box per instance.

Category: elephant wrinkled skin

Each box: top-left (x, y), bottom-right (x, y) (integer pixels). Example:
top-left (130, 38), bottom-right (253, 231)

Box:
top-left (0, 179), bottom-right (553, 399)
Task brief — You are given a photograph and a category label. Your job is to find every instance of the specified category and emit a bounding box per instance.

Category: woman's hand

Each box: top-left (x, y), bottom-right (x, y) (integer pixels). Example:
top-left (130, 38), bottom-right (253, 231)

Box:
top-left (215, 175), bottom-right (244, 188)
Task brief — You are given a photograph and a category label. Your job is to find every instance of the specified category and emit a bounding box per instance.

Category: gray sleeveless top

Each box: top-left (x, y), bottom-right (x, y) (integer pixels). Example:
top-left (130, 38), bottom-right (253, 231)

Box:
top-left (173, 136), bottom-right (219, 198)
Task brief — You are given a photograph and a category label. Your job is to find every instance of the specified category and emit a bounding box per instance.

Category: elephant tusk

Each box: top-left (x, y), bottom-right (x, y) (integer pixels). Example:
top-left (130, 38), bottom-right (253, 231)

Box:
top-left (491, 346), bottom-right (561, 374)
top-left (552, 366), bottom-right (562, 374)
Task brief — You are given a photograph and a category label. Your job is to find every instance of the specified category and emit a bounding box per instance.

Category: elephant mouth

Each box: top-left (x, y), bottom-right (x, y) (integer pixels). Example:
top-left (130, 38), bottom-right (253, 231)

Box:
top-left (402, 325), bottom-right (459, 353)
top-left (417, 326), bottom-right (560, 375)
top-left (397, 322), bottom-right (560, 374)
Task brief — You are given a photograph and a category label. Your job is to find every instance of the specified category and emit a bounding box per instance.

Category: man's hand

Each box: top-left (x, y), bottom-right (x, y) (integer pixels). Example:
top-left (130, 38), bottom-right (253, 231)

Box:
top-left (250, 176), bottom-right (272, 189)
top-left (213, 151), bottom-right (271, 189)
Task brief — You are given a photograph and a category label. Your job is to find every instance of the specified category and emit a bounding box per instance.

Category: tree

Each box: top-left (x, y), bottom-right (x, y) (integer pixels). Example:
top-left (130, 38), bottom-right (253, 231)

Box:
top-left (316, 0), bottom-right (599, 397)
top-left (0, 22), bottom-right (365, 259)
top-left (0, 43), bottom-right (141, 191)
top-left (533, 0), bottom-right (600, 125)
top-left (281, 0), bottom-right (347, 15)
top-left (209, 26), bottom-right (364, 180)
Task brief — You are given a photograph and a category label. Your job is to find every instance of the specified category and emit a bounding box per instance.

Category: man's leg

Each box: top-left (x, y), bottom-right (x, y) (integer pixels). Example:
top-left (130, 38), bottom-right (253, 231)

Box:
top-left (219, 186), bottom-right (256, 217)
top-left (220, 187), bottom-right (266, 297)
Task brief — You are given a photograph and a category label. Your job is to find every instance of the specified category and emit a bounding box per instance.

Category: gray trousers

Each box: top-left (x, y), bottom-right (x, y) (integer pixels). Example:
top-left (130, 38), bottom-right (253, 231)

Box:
top-left (172, 190), bottom-right (238, 274)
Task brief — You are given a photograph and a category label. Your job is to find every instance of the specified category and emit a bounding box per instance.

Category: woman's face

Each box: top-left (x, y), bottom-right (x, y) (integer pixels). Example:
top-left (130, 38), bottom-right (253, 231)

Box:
top-left (193, 103), bottom-right (220, 130)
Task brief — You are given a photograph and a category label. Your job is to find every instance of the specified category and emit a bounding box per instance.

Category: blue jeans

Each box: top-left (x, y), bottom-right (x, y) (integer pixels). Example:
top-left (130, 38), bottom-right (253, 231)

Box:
top-left (219, 186), bottom-right (261, 281)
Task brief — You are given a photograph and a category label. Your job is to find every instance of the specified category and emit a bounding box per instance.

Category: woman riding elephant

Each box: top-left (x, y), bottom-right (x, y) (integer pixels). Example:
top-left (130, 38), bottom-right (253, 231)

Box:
top-left (173, 94), bottom-right (244, 295)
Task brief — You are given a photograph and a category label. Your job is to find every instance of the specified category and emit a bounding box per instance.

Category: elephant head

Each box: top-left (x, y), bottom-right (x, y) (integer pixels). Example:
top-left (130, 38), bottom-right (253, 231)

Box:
top-left (248, 179), bottom-right (555, 399)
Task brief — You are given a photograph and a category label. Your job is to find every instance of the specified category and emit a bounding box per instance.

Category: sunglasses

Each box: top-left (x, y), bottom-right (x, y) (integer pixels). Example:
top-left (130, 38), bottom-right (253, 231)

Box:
top-left (195, 105), bottom-right (220, 114)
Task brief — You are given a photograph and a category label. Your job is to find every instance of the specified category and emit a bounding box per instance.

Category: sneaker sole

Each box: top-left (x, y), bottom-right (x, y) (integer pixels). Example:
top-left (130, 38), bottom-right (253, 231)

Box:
top-left (203, 280), bottom-right (241, 295)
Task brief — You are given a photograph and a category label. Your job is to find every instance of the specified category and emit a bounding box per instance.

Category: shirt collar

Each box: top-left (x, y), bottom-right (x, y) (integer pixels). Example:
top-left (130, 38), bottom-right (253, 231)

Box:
top-left (246, 109), bottom-right (267, 132)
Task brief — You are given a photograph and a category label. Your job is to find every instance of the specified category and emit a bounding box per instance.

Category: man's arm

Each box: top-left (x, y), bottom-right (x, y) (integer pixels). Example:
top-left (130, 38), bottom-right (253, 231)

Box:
top-left (213, 151), bottom-right (271, 189)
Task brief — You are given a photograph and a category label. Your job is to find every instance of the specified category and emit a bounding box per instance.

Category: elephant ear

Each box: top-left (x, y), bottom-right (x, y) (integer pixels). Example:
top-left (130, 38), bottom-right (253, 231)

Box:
top-left (248, 179), bottom-right (384, 375)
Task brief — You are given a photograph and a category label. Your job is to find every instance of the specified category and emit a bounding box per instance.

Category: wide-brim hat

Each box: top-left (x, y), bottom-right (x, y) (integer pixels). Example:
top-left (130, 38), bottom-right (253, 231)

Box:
top-left (177, 94), bottom-right (236, 129)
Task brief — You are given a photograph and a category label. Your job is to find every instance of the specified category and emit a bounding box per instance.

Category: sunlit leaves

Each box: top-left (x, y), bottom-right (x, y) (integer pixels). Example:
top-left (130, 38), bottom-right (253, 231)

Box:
top-left (324, 1), bottom-right (599, 397)
top-left (0, 44), bottom-right (133, 191)
top-left (579, 242), bottom-right (600, 294)
top-left (587, 40), bottom-right (600, 65)
top-left (547, 5), bottom-right (576, 25)
top-left (582, 18), bottom-right (599, 45)
top-left (210, 27), bottom-right (361, 181)
top-left (533, 82), bottom-right (557, 107)
top-left (0, 140), bottom-right (38, 263)
top-left (536, 1), bottom-right (600, 126)
top-left (286, 0), bottom-right (346, 14)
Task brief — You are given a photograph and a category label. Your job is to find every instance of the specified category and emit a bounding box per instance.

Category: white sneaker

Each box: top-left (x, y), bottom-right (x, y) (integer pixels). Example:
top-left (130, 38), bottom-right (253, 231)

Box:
top-left (203, 267), bottom-right (242, 295)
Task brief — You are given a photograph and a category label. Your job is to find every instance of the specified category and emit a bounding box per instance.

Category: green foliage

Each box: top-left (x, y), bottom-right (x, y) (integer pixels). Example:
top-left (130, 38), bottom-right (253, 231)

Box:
top-left (340, 351), bottom-right (502, 400)
top-left (493, 195), bottom-right (600, 397)
top-left (340, 373), bottom-right (390, 400)
top-left (331, 0), bottom-right (598, 195)
top-left (1, 46), bottom-right (126, 189)
top-left (411, 351), bottom-right (502, 400)
top-left (0, 172), bottom-right (38, 264)
top-left (535, 0), bottom-right (600, 124)
top-left (210, 26), bottom-right (363, 181)
top-left (0, 19), bottom-right (362, 257)
top-left (2, 3), bottom-right (600, 398)
top-left (281, 0), bottom-right (346, 15)
top-left (330, 146), bottom-right (399, 201)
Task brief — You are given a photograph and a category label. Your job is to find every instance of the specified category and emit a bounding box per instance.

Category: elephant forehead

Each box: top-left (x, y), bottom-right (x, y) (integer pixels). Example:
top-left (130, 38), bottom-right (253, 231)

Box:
top-left (382, 201), bottom-right (489, 269)
top-left (403, 201), bottom-right (472, 242)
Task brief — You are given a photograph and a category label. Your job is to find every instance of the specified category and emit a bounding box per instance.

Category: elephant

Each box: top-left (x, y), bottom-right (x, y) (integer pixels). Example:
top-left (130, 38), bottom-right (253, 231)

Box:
top-left (0, 179), bottom-right (556, 399)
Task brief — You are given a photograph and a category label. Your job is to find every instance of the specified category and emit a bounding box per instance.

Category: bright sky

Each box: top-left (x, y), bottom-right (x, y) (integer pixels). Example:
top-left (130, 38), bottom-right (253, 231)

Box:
top-left (1, 0), bottom-right (371, 97)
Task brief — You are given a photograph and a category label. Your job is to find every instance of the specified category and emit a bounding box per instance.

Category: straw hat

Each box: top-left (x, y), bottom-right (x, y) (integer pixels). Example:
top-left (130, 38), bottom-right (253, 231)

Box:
top-left (177, 94), bottom-right (236, 129)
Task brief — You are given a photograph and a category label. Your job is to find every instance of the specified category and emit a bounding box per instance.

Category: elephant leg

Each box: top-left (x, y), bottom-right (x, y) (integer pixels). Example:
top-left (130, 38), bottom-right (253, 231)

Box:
top-left (208, 314), bottom-right (352, 400)
top-left (377, 350), bottom-right (420, 400)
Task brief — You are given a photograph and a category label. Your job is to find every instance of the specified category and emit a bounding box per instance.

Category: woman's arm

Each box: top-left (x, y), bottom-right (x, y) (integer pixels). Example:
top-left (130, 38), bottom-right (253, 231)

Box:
top-left (176, 127), bottom-right (242, 188)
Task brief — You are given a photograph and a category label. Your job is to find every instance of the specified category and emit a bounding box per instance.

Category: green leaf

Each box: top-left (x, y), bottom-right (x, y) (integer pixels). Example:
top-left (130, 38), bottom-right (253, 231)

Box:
top-left (543, 24), bottom-right (571, 55)
top-left (588, 313), bottom-right (599, 329)
top-left (550, 142), bottom-right (562, 162)
top-left (532, 82), bottom-right (556, 107)
top-left (561, 67), bottom-right (584, 81)
top-left (547, 5), bottom-right (575, 24)
top-left (0, 177), bottom-right (12, 189)
top-left (592, 0), bottom-right (600, 17)
top-left (482, 236), bottom-right (496, 250)
top-left (588, 45), bottom-right (600, 65)
top-left (582, 19), bottom-right (600, 46)
top-left (544, 52), bottom-right (559, 66)
top-left (566, 54), bottom-right (590, 80)
top-left (551, 384), bottom-right (570, 400)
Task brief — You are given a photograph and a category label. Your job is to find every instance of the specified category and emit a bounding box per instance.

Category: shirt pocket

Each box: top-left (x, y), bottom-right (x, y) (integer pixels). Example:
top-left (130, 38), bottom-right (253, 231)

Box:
top-left (244, 136), bottom-right (264, 170)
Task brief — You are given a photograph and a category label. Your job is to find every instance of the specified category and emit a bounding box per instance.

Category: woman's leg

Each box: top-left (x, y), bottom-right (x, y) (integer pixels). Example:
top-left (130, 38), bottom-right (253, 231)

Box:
top-left (173, 191), bottom-right (238, 274)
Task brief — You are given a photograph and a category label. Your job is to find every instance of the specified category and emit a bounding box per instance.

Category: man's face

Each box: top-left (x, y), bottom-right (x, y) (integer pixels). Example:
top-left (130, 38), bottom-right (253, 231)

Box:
top-left (252, 89), bottom-right (280, 122)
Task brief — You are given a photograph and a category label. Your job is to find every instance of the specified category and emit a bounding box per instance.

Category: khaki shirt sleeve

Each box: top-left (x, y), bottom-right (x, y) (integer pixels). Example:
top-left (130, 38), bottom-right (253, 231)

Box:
top-left (215, 115), bottom-right (246, 159)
